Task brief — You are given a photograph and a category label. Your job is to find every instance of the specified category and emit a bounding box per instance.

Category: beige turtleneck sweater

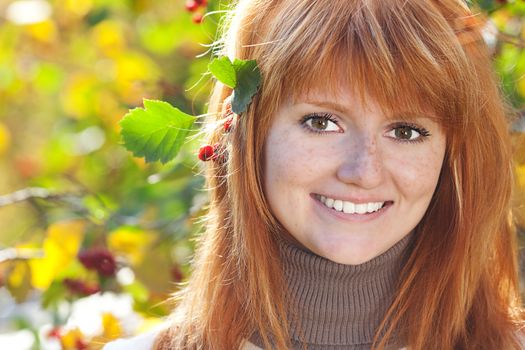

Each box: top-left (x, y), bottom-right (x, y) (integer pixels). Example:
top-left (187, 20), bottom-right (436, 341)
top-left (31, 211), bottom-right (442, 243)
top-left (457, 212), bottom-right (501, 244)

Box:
top-left (251, 234), bottom-right (412, 349)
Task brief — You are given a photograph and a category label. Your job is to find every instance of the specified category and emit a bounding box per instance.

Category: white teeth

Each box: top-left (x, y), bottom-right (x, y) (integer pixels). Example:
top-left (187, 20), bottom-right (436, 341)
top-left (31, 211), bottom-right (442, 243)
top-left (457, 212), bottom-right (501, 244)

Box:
top-left (355, 204), bottom-right (367, 214)
top-left (318, 195), bottom-right (385, 215)
top-left (343, 201), bottom-right (355, 214)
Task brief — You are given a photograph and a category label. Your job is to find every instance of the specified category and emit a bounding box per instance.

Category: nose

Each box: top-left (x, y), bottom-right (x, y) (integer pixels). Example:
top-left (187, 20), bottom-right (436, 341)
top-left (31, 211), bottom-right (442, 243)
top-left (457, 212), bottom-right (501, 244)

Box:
top-left (336, 136), bottom-right (384, 189)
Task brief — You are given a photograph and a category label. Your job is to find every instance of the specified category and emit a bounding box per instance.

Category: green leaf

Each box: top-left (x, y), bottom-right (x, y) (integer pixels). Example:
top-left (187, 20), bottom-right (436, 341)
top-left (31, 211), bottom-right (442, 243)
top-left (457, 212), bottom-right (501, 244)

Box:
top-left (208, 56), bottom-right (262, 114)
top-left (120, 99), bottom-right (195, 164)
top-left (208, 56), bottom-right (236, 88)
top-left (41, 280), bottom-right (66, 308)
top-left (231, 59), bottom-right (261, 115)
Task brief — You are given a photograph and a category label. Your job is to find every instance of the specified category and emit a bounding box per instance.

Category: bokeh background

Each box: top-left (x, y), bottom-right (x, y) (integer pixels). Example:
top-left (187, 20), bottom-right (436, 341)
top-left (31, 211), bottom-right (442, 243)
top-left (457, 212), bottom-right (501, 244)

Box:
top-left (0, 0), bottom-right (524, 349)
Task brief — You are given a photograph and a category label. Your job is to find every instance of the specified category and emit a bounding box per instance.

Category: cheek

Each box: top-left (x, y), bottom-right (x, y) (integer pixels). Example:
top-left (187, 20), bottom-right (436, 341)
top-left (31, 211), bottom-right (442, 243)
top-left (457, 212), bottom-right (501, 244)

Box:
top-left (386, 142), bottom-right (445, 198)
top-left (264, 130), bottom-right (328, 186)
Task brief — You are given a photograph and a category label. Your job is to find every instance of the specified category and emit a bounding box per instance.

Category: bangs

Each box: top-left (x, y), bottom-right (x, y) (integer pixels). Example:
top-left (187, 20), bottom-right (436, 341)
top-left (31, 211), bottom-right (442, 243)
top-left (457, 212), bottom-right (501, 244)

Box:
top-left (251, 0), bottom-right (484, 130)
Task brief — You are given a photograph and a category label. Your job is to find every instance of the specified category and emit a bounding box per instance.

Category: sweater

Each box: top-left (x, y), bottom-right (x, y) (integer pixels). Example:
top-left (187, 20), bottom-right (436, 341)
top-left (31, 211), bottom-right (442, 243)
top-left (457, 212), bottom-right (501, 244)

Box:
top-left (249, 234), bottom-right (411, 349)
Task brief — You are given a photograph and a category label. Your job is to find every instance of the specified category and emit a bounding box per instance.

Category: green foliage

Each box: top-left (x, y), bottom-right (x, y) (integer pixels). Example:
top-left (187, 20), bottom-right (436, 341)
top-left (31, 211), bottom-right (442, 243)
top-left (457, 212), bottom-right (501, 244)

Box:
top-left (209, 56), bottom-right (237, 88)
top-left (230, 59), bottom-right (262, 114)
top-left (120, 99), bottom-right (195, 164)
top-left (209, 56), bottom-right (262, 114)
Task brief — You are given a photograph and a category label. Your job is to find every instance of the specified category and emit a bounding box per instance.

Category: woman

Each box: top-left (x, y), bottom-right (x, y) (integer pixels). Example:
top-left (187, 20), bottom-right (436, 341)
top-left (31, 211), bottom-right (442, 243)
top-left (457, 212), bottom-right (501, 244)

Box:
top-left (105, 0), bottom-right (524, 348)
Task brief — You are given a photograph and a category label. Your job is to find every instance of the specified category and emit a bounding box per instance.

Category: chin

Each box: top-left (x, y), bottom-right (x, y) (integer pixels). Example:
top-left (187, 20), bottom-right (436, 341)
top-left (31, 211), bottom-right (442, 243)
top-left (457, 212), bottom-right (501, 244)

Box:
top-left (313, 241), bottom-right (380, 265)
top-left (326, 252), bottom-right (378, 265)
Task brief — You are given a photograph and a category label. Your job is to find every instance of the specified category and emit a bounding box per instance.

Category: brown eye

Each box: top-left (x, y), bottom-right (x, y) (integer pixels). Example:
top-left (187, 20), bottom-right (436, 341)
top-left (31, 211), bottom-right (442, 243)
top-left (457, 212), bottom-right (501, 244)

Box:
top-left (311, 117), bottom-right (329, 130)
top-left (302, 114), bottom-right (341, 133)
top-left (394, 126), bottom-right (415, 140)
top-left (385, 123), bottom-right (430, 143)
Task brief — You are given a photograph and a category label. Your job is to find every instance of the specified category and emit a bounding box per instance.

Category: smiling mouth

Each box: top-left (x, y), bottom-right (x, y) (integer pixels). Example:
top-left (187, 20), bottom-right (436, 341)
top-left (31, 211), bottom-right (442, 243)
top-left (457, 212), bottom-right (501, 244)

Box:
top-left (315, 194), bottom-right (394, 215)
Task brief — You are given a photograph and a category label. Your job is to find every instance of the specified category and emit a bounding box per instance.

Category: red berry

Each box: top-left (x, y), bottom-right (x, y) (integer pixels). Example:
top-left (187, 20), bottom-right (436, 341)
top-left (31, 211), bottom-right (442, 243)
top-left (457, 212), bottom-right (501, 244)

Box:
top-left (185, 0), bottom-right (199, 12)
top-left (198, 145), bottom-right (215, 161)
top-left (224, 115), bottom-right (234, 132)
top-left (170, 265), bottom-right (184, 282)
top-left (63, 278), bottom-right (101, 296)
top-left (47, 327), bottom-right (61, 339)
top-left (192, 13), bottom-right (203, 24)
top-left (78, 247), bottom-right (117, 277)
top-left (75, 338), bottom-right (88, 350)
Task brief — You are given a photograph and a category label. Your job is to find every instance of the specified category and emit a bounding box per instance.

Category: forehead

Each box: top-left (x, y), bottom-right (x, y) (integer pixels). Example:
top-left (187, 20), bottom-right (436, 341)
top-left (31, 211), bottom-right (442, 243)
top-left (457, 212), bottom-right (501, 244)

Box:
top-left (286, 84), bottom-right (441, 123)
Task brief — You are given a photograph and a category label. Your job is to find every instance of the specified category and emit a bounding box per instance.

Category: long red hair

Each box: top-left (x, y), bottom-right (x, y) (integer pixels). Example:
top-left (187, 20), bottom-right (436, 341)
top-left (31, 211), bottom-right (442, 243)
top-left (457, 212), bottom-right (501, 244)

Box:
top-left (164, 0), bottom-right (524, 349)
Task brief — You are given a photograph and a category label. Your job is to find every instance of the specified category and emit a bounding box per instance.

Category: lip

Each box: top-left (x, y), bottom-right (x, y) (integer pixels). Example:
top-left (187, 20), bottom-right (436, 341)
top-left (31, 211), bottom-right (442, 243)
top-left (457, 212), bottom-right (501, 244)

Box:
top-left (313, 193), bottom-right (391, 204)
top-left (310, 193), bottom-right (393, 222)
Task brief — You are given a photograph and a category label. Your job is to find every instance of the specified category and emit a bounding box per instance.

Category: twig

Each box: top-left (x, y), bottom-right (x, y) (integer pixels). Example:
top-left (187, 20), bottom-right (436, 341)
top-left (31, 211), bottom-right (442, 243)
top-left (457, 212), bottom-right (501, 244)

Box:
top-left (0, 187), bottom-right (53, 207)
top-left (497, 31), bottom-right (525, 49)
top-left (0, 247), bottom-right (43, 263)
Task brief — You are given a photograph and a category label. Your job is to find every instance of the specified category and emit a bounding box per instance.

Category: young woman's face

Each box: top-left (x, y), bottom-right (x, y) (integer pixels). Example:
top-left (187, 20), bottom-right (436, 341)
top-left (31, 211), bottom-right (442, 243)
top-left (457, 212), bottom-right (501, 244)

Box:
top-left (263, 88), bottom-right (446, 264)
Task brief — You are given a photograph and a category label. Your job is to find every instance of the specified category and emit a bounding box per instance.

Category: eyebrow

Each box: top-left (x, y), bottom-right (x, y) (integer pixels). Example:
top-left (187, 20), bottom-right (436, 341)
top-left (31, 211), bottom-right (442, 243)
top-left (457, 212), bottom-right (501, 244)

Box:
top-left (302, 100), bottom-right (437, 122)
top-left (302, 100), bottom-right (350, 114)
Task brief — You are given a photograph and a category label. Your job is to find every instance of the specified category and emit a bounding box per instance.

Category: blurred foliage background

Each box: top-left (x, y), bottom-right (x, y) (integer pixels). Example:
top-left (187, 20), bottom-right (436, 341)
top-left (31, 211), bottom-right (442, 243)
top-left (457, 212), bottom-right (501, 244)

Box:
top-left (0, 0), bottom-right (524, 349)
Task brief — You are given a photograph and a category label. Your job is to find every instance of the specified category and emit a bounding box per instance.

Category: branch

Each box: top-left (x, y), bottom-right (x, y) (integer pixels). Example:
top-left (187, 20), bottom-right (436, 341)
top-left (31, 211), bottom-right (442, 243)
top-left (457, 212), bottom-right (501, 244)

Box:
top-left (0, 187), bottom-right (80, 207)
top-left (497, 31), bottom-right (525, 49)
top-left (0, 248), bottom-right (43, 263)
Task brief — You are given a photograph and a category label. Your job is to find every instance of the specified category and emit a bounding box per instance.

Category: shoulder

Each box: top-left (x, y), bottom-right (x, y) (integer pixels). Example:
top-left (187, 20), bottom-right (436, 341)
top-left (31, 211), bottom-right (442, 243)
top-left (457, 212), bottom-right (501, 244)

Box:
top-left (103, 324), bottom-right (168, 350)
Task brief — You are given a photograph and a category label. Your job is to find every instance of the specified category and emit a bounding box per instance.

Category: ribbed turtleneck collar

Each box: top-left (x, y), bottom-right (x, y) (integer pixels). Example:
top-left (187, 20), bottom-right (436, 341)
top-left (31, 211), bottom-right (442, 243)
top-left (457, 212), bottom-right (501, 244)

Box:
top-left (252, 234), bottom-right (412, 349)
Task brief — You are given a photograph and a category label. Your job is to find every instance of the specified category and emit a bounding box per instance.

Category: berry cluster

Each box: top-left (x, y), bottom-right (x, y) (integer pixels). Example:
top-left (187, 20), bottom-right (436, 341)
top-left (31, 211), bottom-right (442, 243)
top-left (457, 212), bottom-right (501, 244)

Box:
top-left (78, 247), bottom-right (117, 277)
top-left (197, 99), bottom-right (237, 163)
top-left (185, 0), bottom-right (207, 24)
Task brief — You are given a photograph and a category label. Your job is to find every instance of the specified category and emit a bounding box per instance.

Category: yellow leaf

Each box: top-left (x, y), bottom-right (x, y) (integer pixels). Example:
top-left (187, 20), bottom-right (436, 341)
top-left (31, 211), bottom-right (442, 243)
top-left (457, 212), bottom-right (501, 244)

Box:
top-left (8, 262), bottom-right (26, 287)
top-left (518, 77), bottom-right (525, 100)
top-left (107, 227), bottom-right (156, 266)
top-left (513, 164), bottom-right (525, 229)
top-left (101, 313), bottom-right (122, 340)
top-left (6, 261), bottom-right (32, 303)
top-left (114, 52), bottom-right (161, 104)
top-left (61, 73), bottom-right (99, 119)
top-left (65, 0), bottom-right (93, 16)
top-left (517, 164), bottom-right (525, 189)
top-left (490, 9), bottom-right (511, 32)
top-left (115, 52), bottom-right (160, 83)
top-left (91, 20), bottom-right (126, 57)
top-left (26, 20), bottom-right (57, 43)
top-left (0, 122), bottom-right (11, 156)
top-left (29, 220), bottom-right (86, 290)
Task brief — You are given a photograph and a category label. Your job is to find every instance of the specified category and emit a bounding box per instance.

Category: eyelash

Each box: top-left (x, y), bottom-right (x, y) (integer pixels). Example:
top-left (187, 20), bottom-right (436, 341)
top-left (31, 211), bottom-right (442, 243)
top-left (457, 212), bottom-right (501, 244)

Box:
top-left (299, 114), bottom-right (431, 143)
top-left (387, 122), bottom-right (431, 144)
top-left (299, 113), bottom-right (342, 134)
